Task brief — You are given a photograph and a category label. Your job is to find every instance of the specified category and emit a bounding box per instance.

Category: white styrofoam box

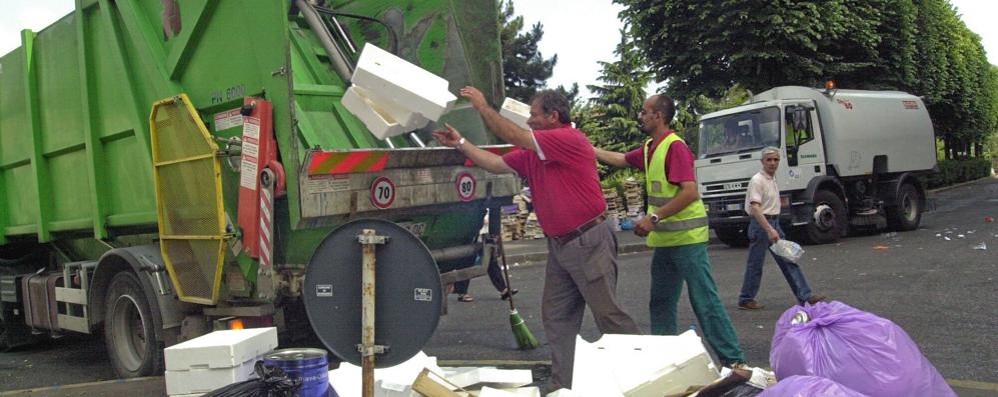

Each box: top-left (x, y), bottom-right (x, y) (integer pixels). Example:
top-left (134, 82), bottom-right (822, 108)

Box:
top-left (500, 97), bottom-right (532, 130)
top-left (353, 85), bottom-right (431, 131)
top-left (165, 327), bottom-right (277, 371)
top-left (351, 43), bottom-right (457, 121)
top-left (329, 351), bottom-right (442, 397)
top-left (341, 86), bottom-right (406, 140)
top-left (571, 331), bottom-right (720, 397)
top-left (478, 386), bottom-right (541, 397)
top-left (442, 367), bottom-right (533, 390)
top-left (165, 359), bottom-right (257, 395)
top-left (547, 389), bottom-right (584, 397)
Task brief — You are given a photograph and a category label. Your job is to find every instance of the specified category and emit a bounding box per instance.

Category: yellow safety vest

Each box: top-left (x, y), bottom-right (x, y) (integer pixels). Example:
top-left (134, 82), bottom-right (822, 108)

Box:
top-left (644, 134), bottom-right (709, 247)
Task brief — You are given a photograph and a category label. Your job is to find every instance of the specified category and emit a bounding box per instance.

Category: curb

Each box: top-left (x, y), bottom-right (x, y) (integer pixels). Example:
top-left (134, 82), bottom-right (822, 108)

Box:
top-left (927, 175), bottom-right (996, 194)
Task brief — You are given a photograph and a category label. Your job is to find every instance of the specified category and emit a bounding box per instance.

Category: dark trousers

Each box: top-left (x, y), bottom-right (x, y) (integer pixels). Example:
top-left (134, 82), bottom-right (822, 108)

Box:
top-left (542, 221), bottom-right (641, 390)
top-left (452, 254), bottom-right (507, 295)
top-left (739, 218), bottom-right (813, 305)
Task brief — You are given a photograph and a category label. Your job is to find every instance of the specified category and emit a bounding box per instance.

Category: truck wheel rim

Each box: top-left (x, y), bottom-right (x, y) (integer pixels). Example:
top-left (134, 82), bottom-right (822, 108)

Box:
top-left (901, 193), bottom-right (917, 221)
top-left (813, 204), bottom-right (836, 230)
top-left (111, 295), bottom-right (147, 372)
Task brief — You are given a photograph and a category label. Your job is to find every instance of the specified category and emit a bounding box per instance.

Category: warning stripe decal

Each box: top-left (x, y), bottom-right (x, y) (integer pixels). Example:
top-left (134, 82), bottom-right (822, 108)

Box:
top-left (308, 152), bottom-right (390, 175)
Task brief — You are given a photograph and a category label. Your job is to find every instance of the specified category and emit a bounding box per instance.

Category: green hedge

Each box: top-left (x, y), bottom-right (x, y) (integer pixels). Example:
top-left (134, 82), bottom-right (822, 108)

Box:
top-left (925, 158), bottom-right (993, 188)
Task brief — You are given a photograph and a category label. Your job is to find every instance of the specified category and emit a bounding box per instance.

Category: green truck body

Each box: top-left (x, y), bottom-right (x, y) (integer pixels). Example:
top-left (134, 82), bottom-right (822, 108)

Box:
top-left (0, 0), bottom-right (517, 377)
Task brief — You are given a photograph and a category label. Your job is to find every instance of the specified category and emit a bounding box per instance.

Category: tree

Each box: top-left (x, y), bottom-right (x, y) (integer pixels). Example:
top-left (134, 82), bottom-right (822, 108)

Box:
top-left (498, 0), bottom-right (557, 102)
top-left (581, 29), bottom-right (654, 179)
top-left (586, 28), bottom-right (654, 154)
top-left (616, 0), bottom-right (996, 161)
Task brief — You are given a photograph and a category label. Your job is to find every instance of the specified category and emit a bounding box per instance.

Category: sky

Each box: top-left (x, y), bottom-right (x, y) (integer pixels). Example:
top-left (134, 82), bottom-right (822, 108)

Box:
top-left (1, 0), bottom-right (996, 100)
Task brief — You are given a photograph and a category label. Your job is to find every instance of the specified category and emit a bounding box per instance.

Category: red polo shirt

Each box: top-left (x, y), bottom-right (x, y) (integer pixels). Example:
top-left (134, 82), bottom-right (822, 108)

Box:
top-left (624, 130), bottom-right (697, 184)
top-left (502, 125), bottom-right (607, 236)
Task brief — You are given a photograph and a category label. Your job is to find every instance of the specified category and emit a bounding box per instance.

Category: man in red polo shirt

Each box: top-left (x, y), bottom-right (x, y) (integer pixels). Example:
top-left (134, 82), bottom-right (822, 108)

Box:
top-left (433, 86), bottom-right (641, 391)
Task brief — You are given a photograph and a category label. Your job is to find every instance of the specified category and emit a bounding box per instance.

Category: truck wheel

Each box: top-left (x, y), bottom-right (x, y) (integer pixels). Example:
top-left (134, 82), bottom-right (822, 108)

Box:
top-left (887, 183), bottom-right (922, 231)
top-left (104, 272), bottom-right (163, 378)
top-left (714, 226), bottom-right (749, 248)
top-left (803, 190), bottom-right (846, 244)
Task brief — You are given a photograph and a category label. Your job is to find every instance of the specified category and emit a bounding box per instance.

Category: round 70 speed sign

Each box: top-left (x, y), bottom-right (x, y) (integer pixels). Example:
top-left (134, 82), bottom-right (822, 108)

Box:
top-left (455, 172), bottom-right (476, 202)
top-left (370, 176), bottom-right (396, 209)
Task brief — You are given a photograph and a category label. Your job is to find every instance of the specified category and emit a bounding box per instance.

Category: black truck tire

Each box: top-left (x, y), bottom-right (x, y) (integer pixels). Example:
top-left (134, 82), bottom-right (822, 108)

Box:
top-left (104, 271), bottom-right (163, 378)
top-left (803, 189), bottom-right (847, 244)
top-left (887, 182), bottom-right (922, 231)
top-left (715, 226), bottom-right (750, 248)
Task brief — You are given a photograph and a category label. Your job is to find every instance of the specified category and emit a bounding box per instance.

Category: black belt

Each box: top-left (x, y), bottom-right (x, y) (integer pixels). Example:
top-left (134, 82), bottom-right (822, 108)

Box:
top-left (549, 213), bottom-right (608, 244)
top-left (764, 214), bottom-right (780, 220)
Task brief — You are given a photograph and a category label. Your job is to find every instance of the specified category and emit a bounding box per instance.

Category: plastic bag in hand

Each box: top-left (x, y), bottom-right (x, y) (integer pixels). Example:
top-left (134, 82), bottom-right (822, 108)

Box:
top-left (769, 239), bottom-right (804, 263)
top-left (757, 375), bottom-right (867, 397)
top-left (770, 301), bottom-right (955, 397)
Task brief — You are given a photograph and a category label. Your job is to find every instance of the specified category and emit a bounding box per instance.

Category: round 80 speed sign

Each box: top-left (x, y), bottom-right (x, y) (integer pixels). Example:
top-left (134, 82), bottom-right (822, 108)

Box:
top-left (455, 172), bottom-right (476, 201)
top-left (370, 176), bottom-right (396, 209)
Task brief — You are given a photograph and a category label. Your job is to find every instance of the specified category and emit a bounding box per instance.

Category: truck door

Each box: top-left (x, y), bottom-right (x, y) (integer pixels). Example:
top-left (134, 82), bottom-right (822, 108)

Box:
top-left (783, 103), bottom-right (825, 191)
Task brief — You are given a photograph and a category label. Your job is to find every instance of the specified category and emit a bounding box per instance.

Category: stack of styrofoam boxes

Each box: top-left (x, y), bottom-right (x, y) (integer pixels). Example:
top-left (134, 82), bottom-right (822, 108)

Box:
top-left (603, 187), bottom-right (625, 231)
top-left (500, 97), bottom-right (532, 130)
top-left (624, 178), bottom-right (644, 221)
top-left (500, 204), bottom-right (521, 240)
top-left (524, 212), bottom-right (543, 239)
top-left (164, 327), bottom-right (278, 397)
top-left (568, 330), bottom-right (720, 396)
top-left (341, 43), bottom-right (457, 140)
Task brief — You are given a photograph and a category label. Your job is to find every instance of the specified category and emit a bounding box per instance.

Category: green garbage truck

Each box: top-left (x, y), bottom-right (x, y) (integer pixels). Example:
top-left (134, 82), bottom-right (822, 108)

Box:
top-left (0, 0), bottom-right (518, 377)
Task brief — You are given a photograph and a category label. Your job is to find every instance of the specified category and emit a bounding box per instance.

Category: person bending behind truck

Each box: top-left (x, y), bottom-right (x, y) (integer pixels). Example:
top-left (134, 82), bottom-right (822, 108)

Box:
top-left (433, 86), bottom-right (641, 390)
top-left (737, 147), bottom-right (825, 310)
top-left (594, 94), bottom-right (747, 368)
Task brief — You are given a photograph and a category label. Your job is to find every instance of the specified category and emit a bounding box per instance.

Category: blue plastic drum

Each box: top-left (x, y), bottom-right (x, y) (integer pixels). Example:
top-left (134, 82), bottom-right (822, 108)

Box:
top-left (264, 348), bottom-right (336, 397)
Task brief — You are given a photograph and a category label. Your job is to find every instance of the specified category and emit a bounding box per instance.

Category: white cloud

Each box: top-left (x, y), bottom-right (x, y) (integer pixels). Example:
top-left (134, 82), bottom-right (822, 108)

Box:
top-left (511, 0), bottom-right (627, 100)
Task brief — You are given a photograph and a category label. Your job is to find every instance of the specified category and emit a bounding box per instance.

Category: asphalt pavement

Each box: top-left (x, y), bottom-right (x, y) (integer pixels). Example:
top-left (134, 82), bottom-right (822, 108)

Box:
top-left (2, 177), bottom-right (996, 396)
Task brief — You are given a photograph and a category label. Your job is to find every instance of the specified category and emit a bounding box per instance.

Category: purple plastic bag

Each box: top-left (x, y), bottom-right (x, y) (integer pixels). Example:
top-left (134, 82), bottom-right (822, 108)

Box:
top-left (769, 301), bottom-right (955, 397)
top-left (757, 375), bottom-right (867, 397)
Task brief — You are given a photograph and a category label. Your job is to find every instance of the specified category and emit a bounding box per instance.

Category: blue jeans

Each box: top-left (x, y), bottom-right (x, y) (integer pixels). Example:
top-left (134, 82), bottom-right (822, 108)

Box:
top-left (738, 218), bottom-right (813, 305)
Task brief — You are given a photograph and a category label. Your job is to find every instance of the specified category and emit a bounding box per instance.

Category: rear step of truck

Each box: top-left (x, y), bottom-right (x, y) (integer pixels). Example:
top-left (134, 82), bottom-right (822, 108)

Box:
top-left (53, 261), bottom-right (97, 333)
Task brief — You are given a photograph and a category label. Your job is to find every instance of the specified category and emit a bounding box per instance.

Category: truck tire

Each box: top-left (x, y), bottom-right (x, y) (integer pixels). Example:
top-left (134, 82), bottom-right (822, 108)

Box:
top-left (803, 189), bottom-right (846, 244)
top-left (715, 226), bottom-right (749, 248)
top-left (887, 182), bottom-right (922, 231)
top-left (104, 272), bottom-right (163, 378)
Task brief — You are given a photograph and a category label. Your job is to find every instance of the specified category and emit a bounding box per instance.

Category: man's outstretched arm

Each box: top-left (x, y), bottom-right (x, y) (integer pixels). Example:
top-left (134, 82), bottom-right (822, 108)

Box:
top-left (461, 86), bottom-right (538, 152)
top-left (433, 124), bottom-right (514, 175)
top-left (595, 147), bottom-right (630, 168)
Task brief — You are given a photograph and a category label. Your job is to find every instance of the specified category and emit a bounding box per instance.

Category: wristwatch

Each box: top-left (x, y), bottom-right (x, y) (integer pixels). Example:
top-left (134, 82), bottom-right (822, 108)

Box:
top-left (455, 137), bottom-right (466, 148)
top-left (649, 214), bottom-right (660, 224)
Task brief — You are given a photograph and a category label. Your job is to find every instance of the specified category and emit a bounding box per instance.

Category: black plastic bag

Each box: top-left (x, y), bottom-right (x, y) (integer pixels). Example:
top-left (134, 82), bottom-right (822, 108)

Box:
top-left (203, 360), bottom-right (302, 397)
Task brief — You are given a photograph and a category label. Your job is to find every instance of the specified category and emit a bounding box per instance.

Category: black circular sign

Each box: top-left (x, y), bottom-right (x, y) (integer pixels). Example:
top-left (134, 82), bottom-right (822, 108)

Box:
top-left (303, 219), bottom-right (442, 367)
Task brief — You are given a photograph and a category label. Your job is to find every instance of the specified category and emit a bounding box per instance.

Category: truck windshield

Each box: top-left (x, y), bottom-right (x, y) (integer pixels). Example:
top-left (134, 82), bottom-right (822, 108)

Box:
top-left (698, 107), bottom-right (781, 159)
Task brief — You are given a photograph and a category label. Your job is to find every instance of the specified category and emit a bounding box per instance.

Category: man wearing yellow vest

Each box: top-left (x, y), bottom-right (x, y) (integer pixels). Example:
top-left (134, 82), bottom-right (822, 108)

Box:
top-left (595, 95), bottom-right (746, 367)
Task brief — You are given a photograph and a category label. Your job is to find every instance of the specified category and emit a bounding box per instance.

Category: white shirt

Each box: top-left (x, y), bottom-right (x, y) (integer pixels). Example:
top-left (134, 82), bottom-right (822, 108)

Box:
top-left (744, 171), bottom-right (780, 216)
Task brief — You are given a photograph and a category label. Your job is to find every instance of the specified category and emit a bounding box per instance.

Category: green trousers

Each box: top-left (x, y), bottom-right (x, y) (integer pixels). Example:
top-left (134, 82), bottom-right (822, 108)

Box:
top-left (649, 243), bottom-right (746, 366)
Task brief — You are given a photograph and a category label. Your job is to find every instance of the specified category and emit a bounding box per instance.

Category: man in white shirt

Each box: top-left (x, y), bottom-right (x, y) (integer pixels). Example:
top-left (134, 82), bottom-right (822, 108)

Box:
top-left (737, 147), bottom-right (825, 310)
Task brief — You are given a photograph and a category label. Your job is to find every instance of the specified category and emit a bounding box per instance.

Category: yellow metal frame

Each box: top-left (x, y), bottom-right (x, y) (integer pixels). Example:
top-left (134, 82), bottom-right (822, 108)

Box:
top-left (150, 94), bottom-right (227, 305)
